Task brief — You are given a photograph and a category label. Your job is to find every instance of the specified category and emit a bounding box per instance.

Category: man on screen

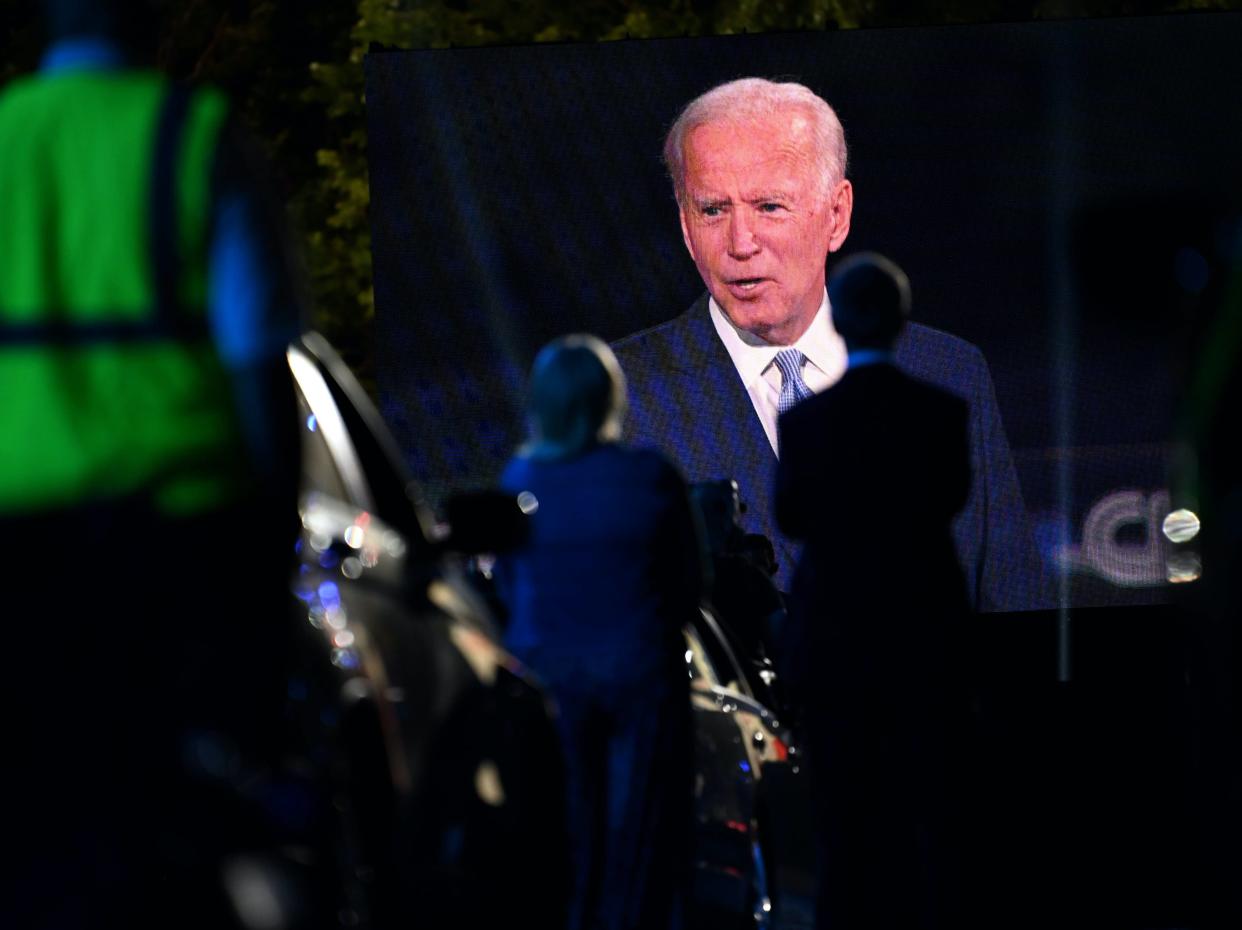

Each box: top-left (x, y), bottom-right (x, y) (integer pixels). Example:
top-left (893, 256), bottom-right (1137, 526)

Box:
top-left (612, 77), bottom-right (1048, 611)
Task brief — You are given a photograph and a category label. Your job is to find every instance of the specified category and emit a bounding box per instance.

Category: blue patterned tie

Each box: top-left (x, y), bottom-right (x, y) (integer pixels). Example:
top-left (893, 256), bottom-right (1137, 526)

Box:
top-left (774, 348), bottom-right (814, 416)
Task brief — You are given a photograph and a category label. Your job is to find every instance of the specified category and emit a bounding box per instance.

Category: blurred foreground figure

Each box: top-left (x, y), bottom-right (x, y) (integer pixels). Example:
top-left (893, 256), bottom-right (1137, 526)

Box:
top-left (1, 2), bottom-right (303, 926)
top-left (494, 335), bottom-right (702, 930)
top-left (1169, 217), bottom-right (1242, 929)
top-left (775, 253), bottom-right (974, 929)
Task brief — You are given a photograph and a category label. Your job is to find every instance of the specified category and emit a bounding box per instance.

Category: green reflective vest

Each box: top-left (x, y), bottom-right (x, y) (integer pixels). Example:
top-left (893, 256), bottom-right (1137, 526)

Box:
top-left (0, 71), bottom-right (249, 517)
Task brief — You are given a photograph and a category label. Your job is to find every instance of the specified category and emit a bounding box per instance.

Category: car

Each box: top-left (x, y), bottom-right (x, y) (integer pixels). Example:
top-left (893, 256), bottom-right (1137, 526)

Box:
top-left (270, 331), bottom-right (570, 930)
top-left (686, 605), bottom-right (815, 930)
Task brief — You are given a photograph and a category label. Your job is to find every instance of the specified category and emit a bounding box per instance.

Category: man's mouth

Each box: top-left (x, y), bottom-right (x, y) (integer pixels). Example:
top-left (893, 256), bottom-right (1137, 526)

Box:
top-left (726, 277), bottom-right (770, 297)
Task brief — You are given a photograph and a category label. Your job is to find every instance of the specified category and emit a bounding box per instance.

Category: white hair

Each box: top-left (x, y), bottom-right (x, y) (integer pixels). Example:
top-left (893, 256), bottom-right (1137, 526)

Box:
top-left (663, 77), bottom-right (848, 205)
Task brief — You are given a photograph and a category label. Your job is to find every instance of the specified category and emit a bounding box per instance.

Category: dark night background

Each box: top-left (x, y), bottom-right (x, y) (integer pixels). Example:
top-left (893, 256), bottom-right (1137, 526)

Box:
top-left (365, 12), bottom-right (1242, 608)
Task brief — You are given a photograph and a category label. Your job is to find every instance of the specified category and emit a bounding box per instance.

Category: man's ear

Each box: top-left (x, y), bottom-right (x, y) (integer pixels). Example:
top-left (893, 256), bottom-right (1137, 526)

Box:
top-left (679, 205), bottom-right (697, 261)
top-left (827, 179), bottom-right (854, 253)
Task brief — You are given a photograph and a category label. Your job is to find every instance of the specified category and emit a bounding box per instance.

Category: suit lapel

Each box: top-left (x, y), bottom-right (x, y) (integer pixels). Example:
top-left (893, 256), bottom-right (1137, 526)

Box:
top-left (664, 297), bottom-right (776, 477)
top-left (664, 297), bottom-right (798, 583)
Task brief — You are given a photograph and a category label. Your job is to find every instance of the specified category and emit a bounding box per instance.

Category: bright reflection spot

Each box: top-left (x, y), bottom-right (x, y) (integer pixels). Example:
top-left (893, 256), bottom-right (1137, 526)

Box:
top-left (516, 491), bottom-right (539, 515)
top-left (221, 856), bottom-right (284, 930)
top-left (1167, 552), bottom-right (1202, 584)
top-left (1162, 509), bottom-right (1201, 543)
top-left (333, 630), bottom-right (356, 649)
top-left (308, 532), bottom-right (331, 553)
top-left (341, 557), bottom-right (363, 579)
top-left (306, 414), bottom-right (317, 432)
top-left (475, 760), bottom-right (506, 807)
top-left (685, 649), bottom-right (693, 663)
top-left (326, 609), bottom-right (347, 631)
top-left (331, 648), bottom-right (359, 670)
top-left (343, 525), bottom-right (365, 549)
top-left (307, 605), bottom-right (326, 629)
top-left (317, 581), bottom-right (340, 608)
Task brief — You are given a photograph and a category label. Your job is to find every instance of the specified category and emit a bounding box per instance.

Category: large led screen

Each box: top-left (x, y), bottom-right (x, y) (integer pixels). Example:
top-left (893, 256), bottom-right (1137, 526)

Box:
top-left (364, 13), bottom-right (1242, 611)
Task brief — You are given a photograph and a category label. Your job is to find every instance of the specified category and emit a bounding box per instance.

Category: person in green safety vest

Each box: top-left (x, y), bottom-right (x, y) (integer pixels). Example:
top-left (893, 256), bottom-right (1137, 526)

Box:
top-left (2, 2), bottom-right (305, 927)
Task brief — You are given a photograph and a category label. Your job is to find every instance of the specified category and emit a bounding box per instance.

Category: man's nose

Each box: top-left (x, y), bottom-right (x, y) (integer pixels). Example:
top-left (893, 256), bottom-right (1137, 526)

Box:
top-left (727, 211), bottom-right (760, 259)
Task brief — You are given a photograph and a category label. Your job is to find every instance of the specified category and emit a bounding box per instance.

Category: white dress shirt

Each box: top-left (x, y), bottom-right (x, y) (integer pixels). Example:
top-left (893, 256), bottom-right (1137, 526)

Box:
top-left (708, 291), bottom-right (848, 455)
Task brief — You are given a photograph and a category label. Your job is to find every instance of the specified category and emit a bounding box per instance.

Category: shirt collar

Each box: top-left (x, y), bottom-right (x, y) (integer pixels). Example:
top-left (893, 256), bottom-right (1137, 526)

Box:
top-left (40, 38), bottom-right (127, 74)
top-left (708, 290), bottom-right (841, 387)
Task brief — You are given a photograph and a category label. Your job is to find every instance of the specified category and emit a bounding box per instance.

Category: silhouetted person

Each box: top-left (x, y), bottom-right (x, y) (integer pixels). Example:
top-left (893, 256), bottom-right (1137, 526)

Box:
top-left (774, 253), bottom-right (973, 929)
top-left (494, 335), bottom-right (702, 930)
top-left (2, 3), bottom-right (303, 927)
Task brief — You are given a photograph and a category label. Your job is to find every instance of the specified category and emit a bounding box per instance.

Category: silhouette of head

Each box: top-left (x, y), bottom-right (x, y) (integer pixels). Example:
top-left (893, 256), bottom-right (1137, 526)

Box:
top-left (828, 252), bottom-right (912, 352)
top-left (524, 334), bottom-right (627, 460)
top-left (42, 0), bottom-right (157, 54)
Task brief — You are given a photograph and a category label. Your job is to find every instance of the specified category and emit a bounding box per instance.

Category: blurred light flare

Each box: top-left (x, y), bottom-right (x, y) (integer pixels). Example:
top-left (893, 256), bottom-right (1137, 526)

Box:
top-left (317, 580), bottom-right (341, 608)
top-left (1166, 552), bottom-right (1202, 584)
top-left (331, 648), bottom-right (359, 670)
top-left (382, 532), bottom-right (406, 558)
top-left (1162, 508), bottom-right (1200, 543)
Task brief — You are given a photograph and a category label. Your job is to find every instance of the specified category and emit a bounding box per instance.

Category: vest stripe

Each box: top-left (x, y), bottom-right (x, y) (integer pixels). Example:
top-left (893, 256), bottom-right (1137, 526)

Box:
top-left (0, 315), bottom-right (210, 346)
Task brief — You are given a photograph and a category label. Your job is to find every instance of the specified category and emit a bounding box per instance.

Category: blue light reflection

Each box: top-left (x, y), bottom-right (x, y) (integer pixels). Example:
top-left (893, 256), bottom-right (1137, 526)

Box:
top-left (317, 580), bottom-right (341, 609)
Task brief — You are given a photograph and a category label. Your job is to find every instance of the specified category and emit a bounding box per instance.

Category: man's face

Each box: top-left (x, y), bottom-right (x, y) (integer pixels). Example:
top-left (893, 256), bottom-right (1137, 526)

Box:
top-left (678, 111), bottom-right (853, 345)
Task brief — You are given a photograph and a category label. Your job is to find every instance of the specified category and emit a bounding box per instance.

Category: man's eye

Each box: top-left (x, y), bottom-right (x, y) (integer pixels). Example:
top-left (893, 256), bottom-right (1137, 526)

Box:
top-left (702, 205), bottom-right (722, 217)
top-left (759, 202), bottom-right (783, 213)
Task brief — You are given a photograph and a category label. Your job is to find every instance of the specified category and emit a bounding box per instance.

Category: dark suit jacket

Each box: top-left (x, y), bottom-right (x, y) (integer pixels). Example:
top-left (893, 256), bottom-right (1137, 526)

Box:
top-left (612, 294), bottom-right (1050, 611)
top-left (775, 363), bottom-right (971, 679)
top-left (775, 364), bottom-right (975, 930)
